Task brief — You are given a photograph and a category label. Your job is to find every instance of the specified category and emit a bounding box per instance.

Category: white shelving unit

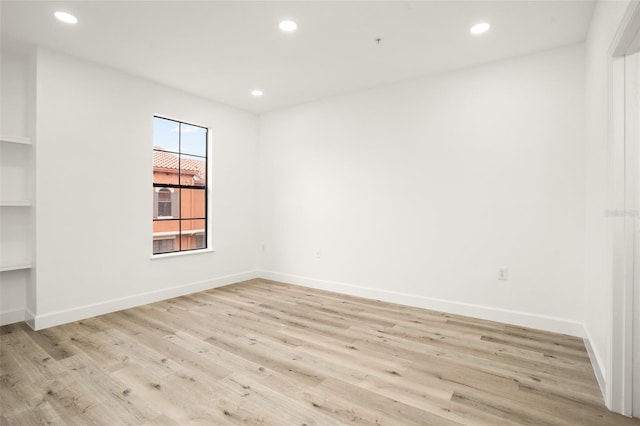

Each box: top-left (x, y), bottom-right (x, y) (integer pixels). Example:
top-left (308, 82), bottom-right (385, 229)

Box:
top-left (0, 200), bottom-right (32, 207)
top-left (1, 135), bottom-right (33, 274)
top-left (1, 135), bottom-right (31, 145)
top-left (1, 49), bottom-right (34, 326)
top-left (0, 134), bottom-right (33, 325)
top-left (0, 260), bottom-right (32, 272)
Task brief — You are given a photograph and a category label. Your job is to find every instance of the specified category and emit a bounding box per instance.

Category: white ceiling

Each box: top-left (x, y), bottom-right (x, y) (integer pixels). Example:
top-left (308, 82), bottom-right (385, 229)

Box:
top-left (1, 1), bottom-right (595, 114)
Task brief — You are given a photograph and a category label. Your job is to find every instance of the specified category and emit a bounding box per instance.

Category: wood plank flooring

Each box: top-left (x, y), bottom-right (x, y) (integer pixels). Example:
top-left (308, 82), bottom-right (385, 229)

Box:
top-left (1, 279), bottom-right (638, 425)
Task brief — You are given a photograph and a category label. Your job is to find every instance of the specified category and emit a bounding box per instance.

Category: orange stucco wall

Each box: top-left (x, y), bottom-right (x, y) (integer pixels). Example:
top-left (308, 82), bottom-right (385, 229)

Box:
top-left (153, 167), bottom-right (206, 252)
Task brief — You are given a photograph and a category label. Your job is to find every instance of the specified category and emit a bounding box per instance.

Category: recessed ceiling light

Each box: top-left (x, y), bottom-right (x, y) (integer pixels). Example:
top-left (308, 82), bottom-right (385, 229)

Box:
top-left (470, 22), bottom-right (490, 35)
top-left (251, 90), bottom-right (263, 97)
top-left (279, 20), bottom-right (297, 32)
top-left (55, 11), bottom-right (78, 24)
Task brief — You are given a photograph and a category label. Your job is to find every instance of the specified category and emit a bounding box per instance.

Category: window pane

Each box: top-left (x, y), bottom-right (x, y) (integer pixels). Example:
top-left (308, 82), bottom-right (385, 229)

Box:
top-left (180, 219), bottom-right (206, 251)
top-left (158, 201), bottom-right (171, 217)
top-left (153, 218), bottom-right (180, 239)
top-left (180, 123), bottom-right (207, 157)
top-left (195, 234), bottom-right (205, 249)
top-left (158, 189), bottom-right (171, 202)
top-left (179, 154), bottom-right (206, 186)
top-left (153, 238), bottom-right (177, 254)
top-left (158, 188), bottom-right (172, 218)
top-left (153, 188), bottom-right (179, 219)
top-left (180, 188), bottom-right (205, 219)
top-left (153, 117), bottom-right (180, 153)
top-left (153, 238), bottom-right (176, 254)
top-left (153, 148), bottom-right (180, 185)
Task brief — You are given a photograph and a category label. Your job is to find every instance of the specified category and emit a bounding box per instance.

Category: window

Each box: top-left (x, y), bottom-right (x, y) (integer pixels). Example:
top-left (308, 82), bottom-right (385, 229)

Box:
top-left (157, 188), bottom-right (173, 217)
top-left (153, 238), bottom-right (175, 254)
top-left (153, 116), bottom-right (208, 255)
top-left (195, 234), bottom-right (205, 249)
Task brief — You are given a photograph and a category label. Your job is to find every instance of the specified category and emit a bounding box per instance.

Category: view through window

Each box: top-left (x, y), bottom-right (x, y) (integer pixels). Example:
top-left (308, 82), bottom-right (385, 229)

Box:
top-left (153, 116), bottom-right (208, 255)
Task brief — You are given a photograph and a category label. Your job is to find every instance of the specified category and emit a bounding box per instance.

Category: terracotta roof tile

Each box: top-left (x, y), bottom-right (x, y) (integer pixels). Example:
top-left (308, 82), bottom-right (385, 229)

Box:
top-left (153, 148), bottom-right (206, 180)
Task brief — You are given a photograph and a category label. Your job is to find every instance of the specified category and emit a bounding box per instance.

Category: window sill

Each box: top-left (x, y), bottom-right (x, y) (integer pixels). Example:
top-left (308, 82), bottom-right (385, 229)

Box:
top-left (150, 248), bottom-right (215, 260)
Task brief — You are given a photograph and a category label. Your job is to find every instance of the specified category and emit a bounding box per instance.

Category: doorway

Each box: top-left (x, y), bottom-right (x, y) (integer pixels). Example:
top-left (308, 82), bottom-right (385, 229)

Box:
top-left (610, 2), bottom-right (640, 417)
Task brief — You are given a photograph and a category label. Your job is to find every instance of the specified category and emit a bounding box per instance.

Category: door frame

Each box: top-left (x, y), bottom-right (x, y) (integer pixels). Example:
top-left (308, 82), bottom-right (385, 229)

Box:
top-left (609, 1), bottom-right (640, 417)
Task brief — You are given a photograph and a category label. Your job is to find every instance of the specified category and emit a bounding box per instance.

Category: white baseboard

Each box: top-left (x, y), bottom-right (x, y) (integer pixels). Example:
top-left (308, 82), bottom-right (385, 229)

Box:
top-left (583, 326), bottom-right (608, 404)
top-left (260, 270), bottom-right (585, 337)
top-left (15, 268), bottom-right (605, 406)
top-left (25, 307), bottom-right (36, 330)
top-left (18, 269), bottom-right (584, 339)
top-left (31, 270), bottom-right (261, 330)
top-left (0, 307), bottom-right (25, 326)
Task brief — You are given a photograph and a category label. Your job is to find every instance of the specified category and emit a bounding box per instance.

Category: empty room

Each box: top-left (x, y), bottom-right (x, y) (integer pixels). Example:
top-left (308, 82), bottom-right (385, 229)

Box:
top-left (1, 0), bottom-right (639, 424)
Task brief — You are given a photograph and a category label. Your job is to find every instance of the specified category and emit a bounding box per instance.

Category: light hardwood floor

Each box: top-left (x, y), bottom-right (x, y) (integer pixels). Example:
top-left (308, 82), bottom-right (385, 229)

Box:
top-left (1, 279), bottom-right (638, 425)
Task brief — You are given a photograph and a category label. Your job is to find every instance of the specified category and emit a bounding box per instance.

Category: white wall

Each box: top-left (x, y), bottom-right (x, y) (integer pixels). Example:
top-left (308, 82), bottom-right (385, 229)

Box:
top-left (259, 44), bottom-right (586, 335)
top-left (31, 48), bottom-right (260, 328)
top-left (583, 0), bottom-right (630, 399)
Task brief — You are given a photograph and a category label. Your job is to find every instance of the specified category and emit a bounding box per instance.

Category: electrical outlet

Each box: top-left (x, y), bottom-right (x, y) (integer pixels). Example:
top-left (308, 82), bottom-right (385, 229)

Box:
top-left (498, 267), bottom-right (509, 281)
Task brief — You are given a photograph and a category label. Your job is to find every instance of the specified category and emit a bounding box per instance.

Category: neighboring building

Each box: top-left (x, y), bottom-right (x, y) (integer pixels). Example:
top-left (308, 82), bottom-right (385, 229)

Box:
top-left (153, 147), bottom-right (206, 254)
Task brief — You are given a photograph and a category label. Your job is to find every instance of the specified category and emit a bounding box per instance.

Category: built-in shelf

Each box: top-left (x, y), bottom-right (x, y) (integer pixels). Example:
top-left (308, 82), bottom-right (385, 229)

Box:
top-left (0, 260), bottom-right (32, 272)
top-left (1, 135), bottom-right (31, 145)
top-left (0, 200), bottom-right (31, 207)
